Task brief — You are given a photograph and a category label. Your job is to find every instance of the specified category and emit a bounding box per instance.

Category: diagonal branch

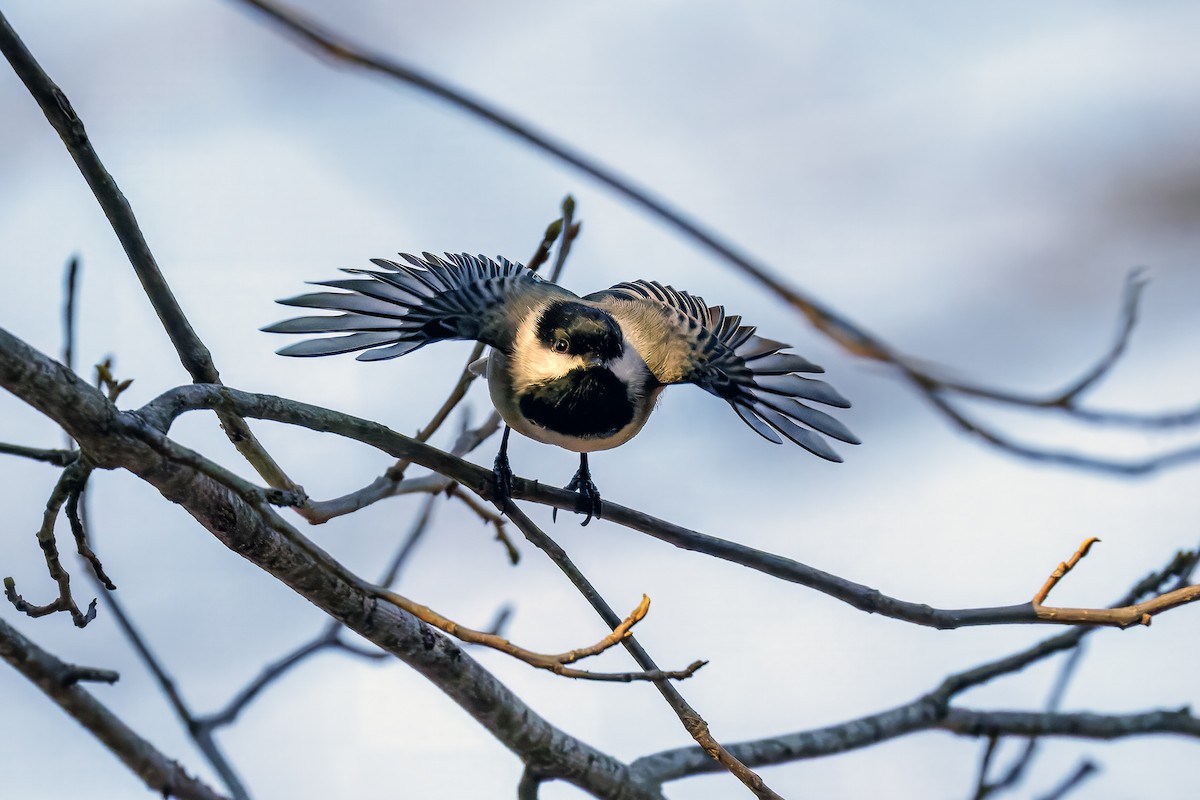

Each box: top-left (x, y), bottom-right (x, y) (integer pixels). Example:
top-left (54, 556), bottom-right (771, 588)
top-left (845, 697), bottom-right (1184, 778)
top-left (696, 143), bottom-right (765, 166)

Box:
top-left (631, 547), bottom-right (1195, 785)
top-left (198, 491), bottom-right (440, 731)
top-left (133, 380), bottom-right (1200, 632)
top-left (0, 8), bottom-right (301, 497)
top-left (0, 329), bottom-right (662, 800)
top-left (971, 643), bottom-right (1088, 800)
top-left (78, 492), bottom-right (251, 800)
top-left (502, 503), bottom-right (781, 799)
top-left (0, 615), bottom-right (229, 800)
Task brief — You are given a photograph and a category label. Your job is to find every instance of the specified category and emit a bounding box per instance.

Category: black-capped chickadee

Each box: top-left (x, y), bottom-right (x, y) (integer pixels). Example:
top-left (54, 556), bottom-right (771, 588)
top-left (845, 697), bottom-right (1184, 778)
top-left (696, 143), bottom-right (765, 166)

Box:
top-left (265, 252), bottom-right (858, 524)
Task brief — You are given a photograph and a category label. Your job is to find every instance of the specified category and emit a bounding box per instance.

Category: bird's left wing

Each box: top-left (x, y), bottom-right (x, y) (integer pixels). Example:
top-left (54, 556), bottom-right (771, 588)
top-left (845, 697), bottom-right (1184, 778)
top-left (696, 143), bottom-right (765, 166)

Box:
top-left (588, 281), bottom-right (859, 461)
top-left (264, 252), bottom-right (568, 360)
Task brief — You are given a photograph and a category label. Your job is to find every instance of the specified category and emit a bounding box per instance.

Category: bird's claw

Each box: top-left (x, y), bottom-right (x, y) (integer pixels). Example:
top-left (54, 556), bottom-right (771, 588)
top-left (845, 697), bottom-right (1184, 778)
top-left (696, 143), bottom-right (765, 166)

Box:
top-left (561, 468), bottom-right (602, 526)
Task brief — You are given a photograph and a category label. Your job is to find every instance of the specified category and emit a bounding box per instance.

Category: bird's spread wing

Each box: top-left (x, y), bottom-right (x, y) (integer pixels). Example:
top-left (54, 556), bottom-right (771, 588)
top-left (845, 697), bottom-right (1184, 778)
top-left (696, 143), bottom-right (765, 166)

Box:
top-left (264, 252), bottom-right (567, 360)
top-left (589, 280), bottom-right (859, 461)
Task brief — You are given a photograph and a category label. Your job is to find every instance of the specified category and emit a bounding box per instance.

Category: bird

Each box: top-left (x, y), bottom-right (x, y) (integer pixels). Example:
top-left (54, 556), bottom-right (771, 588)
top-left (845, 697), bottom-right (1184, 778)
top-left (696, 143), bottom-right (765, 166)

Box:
top-left (264, 251), bottom-right (859, 524)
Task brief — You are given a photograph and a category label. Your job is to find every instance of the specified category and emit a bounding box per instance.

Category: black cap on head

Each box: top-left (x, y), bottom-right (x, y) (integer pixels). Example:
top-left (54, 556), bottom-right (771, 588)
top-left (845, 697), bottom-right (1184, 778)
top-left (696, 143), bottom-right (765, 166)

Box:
top-left (536, 301), bottom-right (623, 361)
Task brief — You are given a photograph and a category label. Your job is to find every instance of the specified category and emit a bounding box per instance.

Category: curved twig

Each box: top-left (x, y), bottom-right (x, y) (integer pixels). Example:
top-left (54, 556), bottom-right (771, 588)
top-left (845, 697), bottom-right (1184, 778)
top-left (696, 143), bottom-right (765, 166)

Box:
top-left (3, 458), bottom-right (100, 627)
top-left (377, 588), bottom-right (703, 683)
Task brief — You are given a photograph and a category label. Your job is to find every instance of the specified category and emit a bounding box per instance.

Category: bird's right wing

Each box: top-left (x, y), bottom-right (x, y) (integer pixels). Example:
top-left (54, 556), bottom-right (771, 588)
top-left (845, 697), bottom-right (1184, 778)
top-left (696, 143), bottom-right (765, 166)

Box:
top-left (589, 280), bottom-right (858, 461)
top-left (263, 252), bottom-right (568, 360)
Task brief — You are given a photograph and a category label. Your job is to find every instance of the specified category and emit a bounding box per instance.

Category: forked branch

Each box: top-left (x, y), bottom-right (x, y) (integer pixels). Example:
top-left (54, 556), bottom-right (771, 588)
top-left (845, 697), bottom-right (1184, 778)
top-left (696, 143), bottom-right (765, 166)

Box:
top-left (1032, 537), bottom-right (1200, 627)
top-left (3, 458), bottom-right (110, 627)
top-left (377, 589), bottom-right (703, 683)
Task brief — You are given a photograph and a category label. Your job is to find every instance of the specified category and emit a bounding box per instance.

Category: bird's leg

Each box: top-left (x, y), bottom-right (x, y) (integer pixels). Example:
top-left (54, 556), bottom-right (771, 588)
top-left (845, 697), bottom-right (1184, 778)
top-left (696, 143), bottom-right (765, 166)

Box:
top-left (563, 453), bottom-right (602, 526)
top-left (492, 426), bottom-right (514, 513)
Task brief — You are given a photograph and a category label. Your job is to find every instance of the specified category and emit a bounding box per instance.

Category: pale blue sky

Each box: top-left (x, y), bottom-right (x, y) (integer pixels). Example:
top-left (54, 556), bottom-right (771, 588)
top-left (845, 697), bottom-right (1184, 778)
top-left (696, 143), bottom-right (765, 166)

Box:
top-left (2, 2), bottom-right (1199, 798)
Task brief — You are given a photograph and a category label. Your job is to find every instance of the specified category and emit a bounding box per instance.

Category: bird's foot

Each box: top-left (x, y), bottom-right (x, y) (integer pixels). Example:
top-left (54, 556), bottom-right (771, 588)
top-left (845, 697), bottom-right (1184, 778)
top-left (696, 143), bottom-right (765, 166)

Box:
top-left (558, 466), bottom-right (602, 526)
top-left (492, 449), bottom-right (513, 514)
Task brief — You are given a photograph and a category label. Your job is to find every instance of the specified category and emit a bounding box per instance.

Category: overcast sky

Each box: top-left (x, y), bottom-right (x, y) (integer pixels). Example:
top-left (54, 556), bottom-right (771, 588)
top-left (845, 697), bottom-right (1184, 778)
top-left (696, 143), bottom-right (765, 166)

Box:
top-left (2, 2), bottom-right (1199, 798)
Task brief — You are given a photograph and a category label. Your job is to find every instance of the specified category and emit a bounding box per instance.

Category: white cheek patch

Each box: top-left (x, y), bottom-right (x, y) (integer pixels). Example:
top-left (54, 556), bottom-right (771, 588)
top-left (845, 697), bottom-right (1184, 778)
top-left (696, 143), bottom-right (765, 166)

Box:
top-left (510, 312), bottom-right (584, 391)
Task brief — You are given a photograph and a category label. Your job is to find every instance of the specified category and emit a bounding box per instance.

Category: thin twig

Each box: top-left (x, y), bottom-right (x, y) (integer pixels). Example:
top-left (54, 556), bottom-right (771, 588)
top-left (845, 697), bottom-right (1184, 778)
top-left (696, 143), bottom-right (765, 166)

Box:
top-left (65, 482), bottom-right (114, 589)
top-left (502, 503), bottom-right (779, 798)
top-left (60, 664), bottom-right (120, 686)
top-left (1033, 761), bottom-right (1099, 800)
top-left (526, 216), bottom-right (565, 273)
top-left (0, 441), bottom-right (77, 465)
top-left (1030, 538), bottom-right (1200, 627)
top-left (446, 483), bottom-right (520, 565)
top-left (62, 255), bottom-right (79, 386)
top-left (200, 633), bottom-right (337, 731)
top-left (548, 195), bottom-right (578, 284)
top-left (376, 588), bottom-right (702, 683)
top-left (971, 735), bottom-right (1000, 800)
top-left (1033, 538), bottom-right (1101, 606)
top-left (4, 459), bottom-right (98, 627)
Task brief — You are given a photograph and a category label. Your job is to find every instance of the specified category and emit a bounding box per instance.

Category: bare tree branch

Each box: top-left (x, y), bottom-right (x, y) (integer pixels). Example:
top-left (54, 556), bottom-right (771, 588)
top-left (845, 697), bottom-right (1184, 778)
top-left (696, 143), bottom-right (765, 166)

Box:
top-left (51, 259), bottom-right (253, 799)
top-left (4, 295), bottom-right (1198, 796)
top-left (502, 503), bottom-right (781, 799)
top-left (134, 380), bottom-right (1200, 632)
top-left (0, 615), bottom-right (230, 800)
top-left (0, 328), bottom-right (663, 800)
top-left (942, 707), bottom-right (1200, 740)
top-left (227, 0), bottom-right (1200, 477)
top-left (198, 492), bottom-right (435, 731)
top-left (631, 549), bottom-right (1196, 786)
top-left (972, 643), bottom-right (1088, 799)
top-left (0, 8), bottom-right (302, 498)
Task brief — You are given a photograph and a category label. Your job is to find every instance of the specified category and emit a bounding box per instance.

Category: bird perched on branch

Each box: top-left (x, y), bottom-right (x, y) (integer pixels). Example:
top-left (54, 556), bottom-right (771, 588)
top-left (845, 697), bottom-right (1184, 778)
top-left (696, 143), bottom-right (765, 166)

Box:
top-left (265, 252), bottom-right (858, 524)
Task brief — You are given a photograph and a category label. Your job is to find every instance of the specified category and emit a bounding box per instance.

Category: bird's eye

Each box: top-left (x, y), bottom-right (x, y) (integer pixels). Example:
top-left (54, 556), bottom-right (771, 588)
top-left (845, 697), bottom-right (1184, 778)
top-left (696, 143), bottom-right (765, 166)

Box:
top-left (553, 337), bottom-right (570, 353)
